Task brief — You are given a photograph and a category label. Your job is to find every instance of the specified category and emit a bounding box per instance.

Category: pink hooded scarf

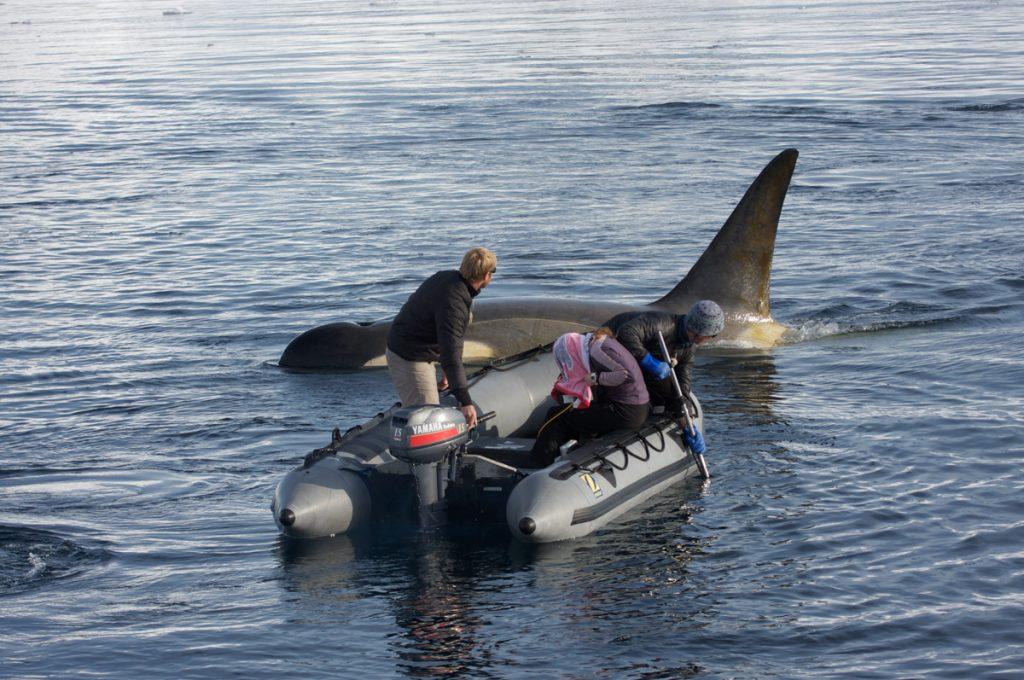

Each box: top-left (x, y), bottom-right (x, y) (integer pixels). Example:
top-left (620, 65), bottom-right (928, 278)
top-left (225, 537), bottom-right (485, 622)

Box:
top-left (551, 332), bottom-right (593, 409)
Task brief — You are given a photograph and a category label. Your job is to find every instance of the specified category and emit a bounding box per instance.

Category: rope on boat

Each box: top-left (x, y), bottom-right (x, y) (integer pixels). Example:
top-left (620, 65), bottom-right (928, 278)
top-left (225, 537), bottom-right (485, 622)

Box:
top-left (303, 407), bottom-right (396, 467)
top-left (536, 403), bottom-right (573, 438)
top-left (614, 426), bottom-right (667, 465)
top-left (562, 418), bottom-right (674, 476)
top-left (463, 342), bottom-right (555, 390)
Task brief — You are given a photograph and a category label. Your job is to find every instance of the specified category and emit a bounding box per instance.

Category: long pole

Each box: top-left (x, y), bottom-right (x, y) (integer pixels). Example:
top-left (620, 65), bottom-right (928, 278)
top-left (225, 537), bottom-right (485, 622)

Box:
top-left (657, 331), bottom-right (710, 479)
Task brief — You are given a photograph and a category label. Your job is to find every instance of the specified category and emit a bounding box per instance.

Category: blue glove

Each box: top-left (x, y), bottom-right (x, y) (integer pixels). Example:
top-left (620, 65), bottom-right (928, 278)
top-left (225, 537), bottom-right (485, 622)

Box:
top-left (683, 428), bottom-right (706, 455)
top-left (638, 353), bottom-right (672, 381)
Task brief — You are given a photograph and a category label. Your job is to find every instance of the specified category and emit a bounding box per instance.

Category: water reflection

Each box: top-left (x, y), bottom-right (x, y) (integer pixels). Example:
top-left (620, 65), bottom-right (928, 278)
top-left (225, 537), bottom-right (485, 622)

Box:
top-left (276, 526), bottom-right (521, 677)
top-left (275, 533), bottom-right (361, 597)
top-left (390, 533), bottom-right (491, 678)
top-left (275, 493), bottom-right (713, 677)
top-left (701, 350), bottom-right (782, 424)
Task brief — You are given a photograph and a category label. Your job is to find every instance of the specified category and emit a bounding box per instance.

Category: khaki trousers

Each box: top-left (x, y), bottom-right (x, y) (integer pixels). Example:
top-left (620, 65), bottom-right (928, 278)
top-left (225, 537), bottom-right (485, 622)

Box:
top-left (386, 348), bottom-right (440, 407)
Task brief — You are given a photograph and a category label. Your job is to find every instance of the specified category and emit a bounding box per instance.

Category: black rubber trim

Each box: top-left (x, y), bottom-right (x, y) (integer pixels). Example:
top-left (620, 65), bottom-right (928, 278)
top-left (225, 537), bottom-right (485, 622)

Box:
top-left (570, 457), bottom-right (693, 526)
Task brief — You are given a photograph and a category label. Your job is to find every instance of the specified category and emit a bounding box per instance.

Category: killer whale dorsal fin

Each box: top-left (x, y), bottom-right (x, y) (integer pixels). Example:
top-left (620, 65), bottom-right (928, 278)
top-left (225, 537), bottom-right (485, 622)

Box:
top-left (651, 148), bottom-right (799, 318)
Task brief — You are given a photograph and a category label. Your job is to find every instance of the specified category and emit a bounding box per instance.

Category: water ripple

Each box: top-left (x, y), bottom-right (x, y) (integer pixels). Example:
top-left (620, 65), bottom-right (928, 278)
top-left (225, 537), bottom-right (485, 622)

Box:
top-left (2, 0), bottom-right (1024, 676)
top-left (0, 525), bottom-right (111, 596)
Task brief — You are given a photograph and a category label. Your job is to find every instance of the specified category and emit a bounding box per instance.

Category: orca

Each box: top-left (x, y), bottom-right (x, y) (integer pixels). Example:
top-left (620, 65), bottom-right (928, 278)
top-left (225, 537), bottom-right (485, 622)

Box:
top-left (279, 148), bottom-right (798, 369)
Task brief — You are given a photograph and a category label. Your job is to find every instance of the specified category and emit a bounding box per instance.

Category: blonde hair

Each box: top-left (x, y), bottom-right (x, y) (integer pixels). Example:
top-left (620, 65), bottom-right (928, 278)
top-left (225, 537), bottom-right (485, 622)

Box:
top-left (459, 247), bottom-right (497, 281)
top-left (592, 326), bottom-right (615, 340)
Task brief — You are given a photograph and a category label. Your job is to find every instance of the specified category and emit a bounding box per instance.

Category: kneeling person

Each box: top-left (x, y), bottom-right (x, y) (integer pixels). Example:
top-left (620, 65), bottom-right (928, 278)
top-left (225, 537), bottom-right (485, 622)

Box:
top-left (530, 329), bottom-right (650, 468)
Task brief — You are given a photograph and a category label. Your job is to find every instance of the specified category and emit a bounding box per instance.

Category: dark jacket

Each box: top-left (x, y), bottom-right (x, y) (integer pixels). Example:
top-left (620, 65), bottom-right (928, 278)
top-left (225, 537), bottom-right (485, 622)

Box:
top-left (588, 336), bottom-right (649, 406)
top-left (604, 310), bottom-right (695, 395)
top-left (387, 270), bottom-right (478, 406)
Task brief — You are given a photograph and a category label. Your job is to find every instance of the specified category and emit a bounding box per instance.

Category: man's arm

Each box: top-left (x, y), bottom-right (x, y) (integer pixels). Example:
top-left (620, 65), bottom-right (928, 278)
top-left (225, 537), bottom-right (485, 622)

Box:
top-left (674, 344), bottom-right (694, 396)
top-left (623, 313), bottom-right (676, 379)
top-left (436, 296), bottom-right (472, 407)
top-left (613, 319), bottom-right (649, 361)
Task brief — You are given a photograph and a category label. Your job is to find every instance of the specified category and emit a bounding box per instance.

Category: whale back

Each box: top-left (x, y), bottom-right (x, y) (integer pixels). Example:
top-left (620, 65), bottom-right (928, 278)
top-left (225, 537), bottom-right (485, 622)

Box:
top-left (278, 149), bottom-right (800, 369)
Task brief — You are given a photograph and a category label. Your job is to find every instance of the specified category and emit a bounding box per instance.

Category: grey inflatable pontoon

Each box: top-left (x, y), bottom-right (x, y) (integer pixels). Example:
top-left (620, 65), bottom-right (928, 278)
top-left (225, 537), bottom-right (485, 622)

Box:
top-left (272, 344), bottom-right (705, 543)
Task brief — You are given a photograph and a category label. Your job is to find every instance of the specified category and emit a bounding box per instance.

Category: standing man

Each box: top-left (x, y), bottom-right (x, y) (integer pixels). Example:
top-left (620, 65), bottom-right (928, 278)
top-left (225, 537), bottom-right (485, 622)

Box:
top-left (386, 247), bottom-right (497, 428)
top-left (603, 300), bottom-right (724, 453)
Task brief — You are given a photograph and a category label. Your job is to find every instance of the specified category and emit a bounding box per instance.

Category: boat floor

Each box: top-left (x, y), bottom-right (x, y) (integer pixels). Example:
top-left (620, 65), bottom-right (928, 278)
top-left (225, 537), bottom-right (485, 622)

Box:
top-left (466, 436), bottom-right (537, 469)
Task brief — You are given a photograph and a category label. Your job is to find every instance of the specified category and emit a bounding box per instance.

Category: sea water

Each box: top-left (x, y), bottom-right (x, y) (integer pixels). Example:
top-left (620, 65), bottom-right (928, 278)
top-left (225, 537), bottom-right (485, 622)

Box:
top-left (2, 0), bottom-right (1023, 677)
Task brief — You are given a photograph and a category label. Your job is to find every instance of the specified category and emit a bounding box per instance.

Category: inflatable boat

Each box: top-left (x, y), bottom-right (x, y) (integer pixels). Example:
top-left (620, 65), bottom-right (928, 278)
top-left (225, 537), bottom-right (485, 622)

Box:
top-left (272, 343), bottom-right (706, 543)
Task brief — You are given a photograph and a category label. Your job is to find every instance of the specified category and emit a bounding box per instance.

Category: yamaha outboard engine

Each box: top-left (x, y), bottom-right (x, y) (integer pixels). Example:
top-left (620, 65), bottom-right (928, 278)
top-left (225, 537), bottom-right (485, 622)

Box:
top-left (389, 406), bottom-right (470, 526)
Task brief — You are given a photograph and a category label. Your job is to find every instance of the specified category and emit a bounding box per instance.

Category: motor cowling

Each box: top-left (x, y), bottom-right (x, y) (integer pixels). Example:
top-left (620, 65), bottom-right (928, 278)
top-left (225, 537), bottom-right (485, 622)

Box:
top-left (389, 406), bottom-right (470, 465)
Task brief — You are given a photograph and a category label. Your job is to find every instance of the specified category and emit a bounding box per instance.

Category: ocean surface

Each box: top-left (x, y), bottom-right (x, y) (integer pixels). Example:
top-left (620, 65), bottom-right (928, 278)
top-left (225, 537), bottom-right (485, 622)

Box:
top-left (2, 0), bottom-right (1023, 677)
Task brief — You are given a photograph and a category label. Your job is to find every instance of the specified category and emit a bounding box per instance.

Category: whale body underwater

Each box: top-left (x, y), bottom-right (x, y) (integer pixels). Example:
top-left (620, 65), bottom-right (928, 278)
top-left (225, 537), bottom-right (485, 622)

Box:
top-left (279, 148), bottom-right (799, 369)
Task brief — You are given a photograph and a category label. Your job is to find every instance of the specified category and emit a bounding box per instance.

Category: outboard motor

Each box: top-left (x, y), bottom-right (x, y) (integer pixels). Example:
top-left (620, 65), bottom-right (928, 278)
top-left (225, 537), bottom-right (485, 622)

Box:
top-left (389, 406), bottom-right (470, 526)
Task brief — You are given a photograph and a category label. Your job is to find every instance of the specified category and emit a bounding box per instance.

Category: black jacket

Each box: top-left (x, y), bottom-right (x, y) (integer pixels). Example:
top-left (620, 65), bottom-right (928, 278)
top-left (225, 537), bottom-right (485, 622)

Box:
top-left (604, 310), bottom-right (695, 395)
top-left (387, 270), bottom-right (478, 405)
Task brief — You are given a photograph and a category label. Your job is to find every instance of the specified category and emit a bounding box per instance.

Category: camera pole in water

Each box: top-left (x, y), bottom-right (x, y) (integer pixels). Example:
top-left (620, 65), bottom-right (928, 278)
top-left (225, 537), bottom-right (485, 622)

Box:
top-left (657, 331), bottom-right (711, 480)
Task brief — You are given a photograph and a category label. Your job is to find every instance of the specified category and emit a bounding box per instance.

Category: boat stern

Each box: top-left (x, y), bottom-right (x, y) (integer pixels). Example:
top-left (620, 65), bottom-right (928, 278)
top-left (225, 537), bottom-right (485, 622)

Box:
top-left (272, 458), bottom-right (371, 538)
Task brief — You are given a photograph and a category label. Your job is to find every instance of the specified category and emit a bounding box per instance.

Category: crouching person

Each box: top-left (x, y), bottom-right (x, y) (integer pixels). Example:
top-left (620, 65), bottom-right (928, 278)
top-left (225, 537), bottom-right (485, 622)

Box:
top-left (529, 328), bottom-right (650, 468)
top-left (603, 300), bottom-right (724, 456)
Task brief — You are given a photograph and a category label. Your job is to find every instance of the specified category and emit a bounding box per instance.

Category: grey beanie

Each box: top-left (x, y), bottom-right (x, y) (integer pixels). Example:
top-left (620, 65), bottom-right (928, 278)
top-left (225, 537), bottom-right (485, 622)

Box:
top-left (684, 300), bottom-right (725, 337)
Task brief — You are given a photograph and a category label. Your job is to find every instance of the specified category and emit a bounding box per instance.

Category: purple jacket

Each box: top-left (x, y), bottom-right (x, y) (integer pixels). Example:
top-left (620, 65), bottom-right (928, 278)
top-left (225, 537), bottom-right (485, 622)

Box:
top-left (588, 336), bottom-right (650, 406)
